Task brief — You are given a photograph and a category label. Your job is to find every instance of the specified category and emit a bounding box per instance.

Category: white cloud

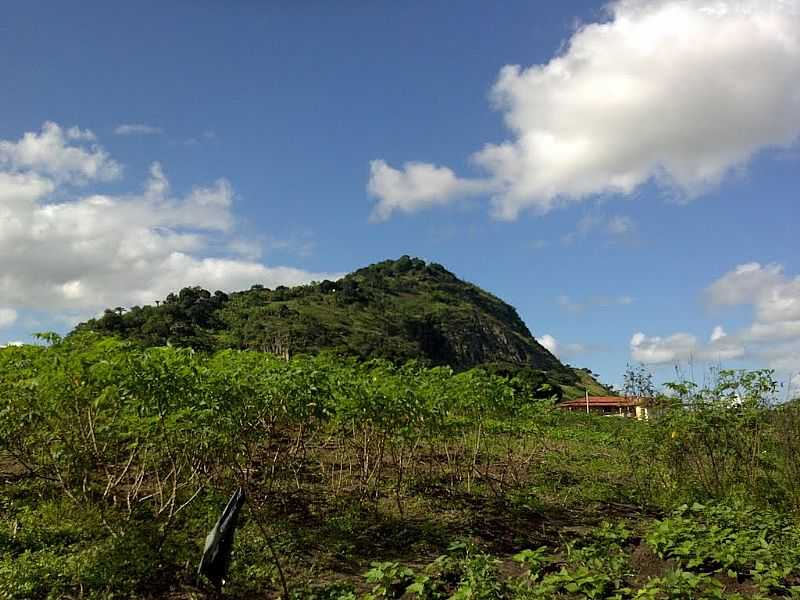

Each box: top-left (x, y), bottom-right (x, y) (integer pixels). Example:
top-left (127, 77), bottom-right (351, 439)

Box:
top-left (706, 262), bottom-right (800, 339)
top-left (114, 123), bottom-right (163, 136)
top-left (368, 160), bottom-right (493, 221)
top-left (65, 126), bottom-right (96, 142)
top-left (368, 0), bottom-right (800, 220)
top-left (632, 261), bottom-right (800, 370)
top-left (630, 329), bottom-right (745, 364)
top-left (705, 262), bottom-right (800, 372)
top-left (0, 122), bottom-right (121, 183)
top-left (0, 308), bottom-right (17, 328)
top-left (228, 239), bottom-right (264, 261)
top-left (140, 255), bottom-right (337, 304)
top-left (756, 340), bottom-right (800, 373)
top-left (631, 331), bottom-right (697, 363)
top-left (0, 123), bottom-right (341, 321)
top-left (536, 333), bottom-right (587, 359)
top-left (706, 262), bottom-right (783, 306)
top-left (710, 325), bottom-right (727, 342)
top-left (0, 172), bottom-right (55, 212)
top-left (537, 334), bottom-right (559, 355)
top-left (0, 341), bottom-right (23, 349)
top-left (745, 320), bottom-right (800, 341)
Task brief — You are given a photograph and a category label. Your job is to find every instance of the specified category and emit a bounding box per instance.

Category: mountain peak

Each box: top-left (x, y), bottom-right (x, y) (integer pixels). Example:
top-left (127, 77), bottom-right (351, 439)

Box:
top-left (75, 257), bottom-right (608, 396)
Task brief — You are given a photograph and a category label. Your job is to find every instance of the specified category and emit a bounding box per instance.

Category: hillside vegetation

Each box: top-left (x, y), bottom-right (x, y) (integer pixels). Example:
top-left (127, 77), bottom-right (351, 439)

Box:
top-left (75, 256), bottom-right (609, 399)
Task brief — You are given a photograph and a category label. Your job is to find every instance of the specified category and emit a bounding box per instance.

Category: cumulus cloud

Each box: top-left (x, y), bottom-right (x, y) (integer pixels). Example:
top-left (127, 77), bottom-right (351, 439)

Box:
top-left (0, 123), bottom-right (340, 321)
top-left (705, 262), bottom-right (800, 371)
top-left (630, 331), bottom-right (697, 363)
top-left (114, 123), bottom-right (163, 136)
top-left (706, 262), bottom-right (800, 340)
top-left (537, 334), bottom-right (559, 355)
top-left (0, 122), bottom-right (120, 183)
top-left (368, 160), bottom-right (493, 221)
top-left (706, 262), bottom-right (783, 306)
top-left (0, 308), bottom-right (17, 329)
top-left (368, 0), bottom-right (800, 220)
top-left (631, 262), bottom-right (800, 371)
top-left (630, 329), bottom-right (745, 364)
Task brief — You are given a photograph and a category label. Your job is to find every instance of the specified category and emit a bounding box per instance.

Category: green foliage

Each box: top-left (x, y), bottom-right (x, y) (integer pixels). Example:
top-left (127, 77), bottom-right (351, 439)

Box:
top-left (512, 547), bottom-right (551, 581)
top-left (630, 570), bottom-right (730, 600)
top-left (369, 544), bottom-right (524, 600)
top-left (646, 502), bottom-right (800, 596)
top-left (3, 338), bottom-right (800, 599)
top-left (364, 562), bottom-right (416, 599)
top-left (622, 368), bottom-right (800, 510)
top-left (74, 257), bottom-right (605, 395)
top-left (0, 335), bottom-right (558, 597)
top-left (0, 497), bottom-right (171, 599)
top-left (291, 582), bottom-right (358, 600)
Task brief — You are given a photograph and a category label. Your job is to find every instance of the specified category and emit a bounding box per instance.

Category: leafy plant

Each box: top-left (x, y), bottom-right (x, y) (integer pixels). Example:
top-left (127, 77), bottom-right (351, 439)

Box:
top-left (363, 561), bottom-right (415, 599)
top-left (512, 546), bottom-right (552, 581)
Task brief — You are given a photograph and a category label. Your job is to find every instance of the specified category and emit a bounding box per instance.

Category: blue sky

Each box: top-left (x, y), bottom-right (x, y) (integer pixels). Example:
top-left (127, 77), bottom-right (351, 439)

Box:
top-left (1, 0), bottom-right (799, 392)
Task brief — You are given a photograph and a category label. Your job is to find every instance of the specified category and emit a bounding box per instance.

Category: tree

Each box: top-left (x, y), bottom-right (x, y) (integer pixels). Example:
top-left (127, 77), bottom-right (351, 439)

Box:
top-left (623, 362), bottom-right (656, 400)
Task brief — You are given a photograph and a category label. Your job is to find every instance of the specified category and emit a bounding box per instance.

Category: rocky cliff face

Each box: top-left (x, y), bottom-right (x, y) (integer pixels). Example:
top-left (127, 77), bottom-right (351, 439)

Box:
top-left (437, 311), bottom-right (563, 372)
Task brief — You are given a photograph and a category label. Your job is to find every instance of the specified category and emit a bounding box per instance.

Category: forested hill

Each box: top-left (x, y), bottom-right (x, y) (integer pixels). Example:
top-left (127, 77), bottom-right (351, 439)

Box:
top-left (75, 256), bottom-right (609, 395)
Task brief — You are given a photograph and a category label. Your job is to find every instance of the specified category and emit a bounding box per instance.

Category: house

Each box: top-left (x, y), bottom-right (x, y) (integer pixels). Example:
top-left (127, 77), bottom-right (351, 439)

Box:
top-left (558, 395), bottom-right (657, 420)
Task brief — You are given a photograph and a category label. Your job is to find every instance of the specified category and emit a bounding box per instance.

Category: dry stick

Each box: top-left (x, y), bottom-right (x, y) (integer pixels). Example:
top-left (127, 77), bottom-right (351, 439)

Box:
top-left (443, 440), bottom-right (455, 489)
top-left (50, 457), bottom-right (78, 504)
top-left (231, 452), bottom-right (290, 600)
top-left (86, 404), bottom-right (100, 459)
top-left (175, 486), bottom-right (203, 516)
top-left (249, 509), bottom-right (289, 599)
top-left (392, 443), bottom-right (404, 518)
top-left (105, 445), bottom-right (137, 498)
top-left (288, 425), bottom-right (305, 491)
top-left (269, 448), bottom-right (280, 494)
top-left (367, 435), bottom-right (386, 503)
top-left (469, 422), bottom-right (483, 494)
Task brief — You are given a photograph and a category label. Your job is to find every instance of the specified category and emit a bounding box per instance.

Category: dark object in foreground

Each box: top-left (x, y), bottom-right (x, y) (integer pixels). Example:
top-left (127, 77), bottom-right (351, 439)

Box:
top-left (198, 487), bottom-right (246, 590)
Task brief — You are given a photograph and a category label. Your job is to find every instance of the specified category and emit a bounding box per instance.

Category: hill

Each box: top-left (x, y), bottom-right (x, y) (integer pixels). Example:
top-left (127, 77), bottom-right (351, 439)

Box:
top-left (75, 256), bottom-right (609, 396)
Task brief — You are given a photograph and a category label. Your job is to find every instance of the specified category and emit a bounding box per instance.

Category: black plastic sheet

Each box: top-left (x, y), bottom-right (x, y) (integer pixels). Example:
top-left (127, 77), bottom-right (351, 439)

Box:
top-left (198, 487), bottom-right (246, 590)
